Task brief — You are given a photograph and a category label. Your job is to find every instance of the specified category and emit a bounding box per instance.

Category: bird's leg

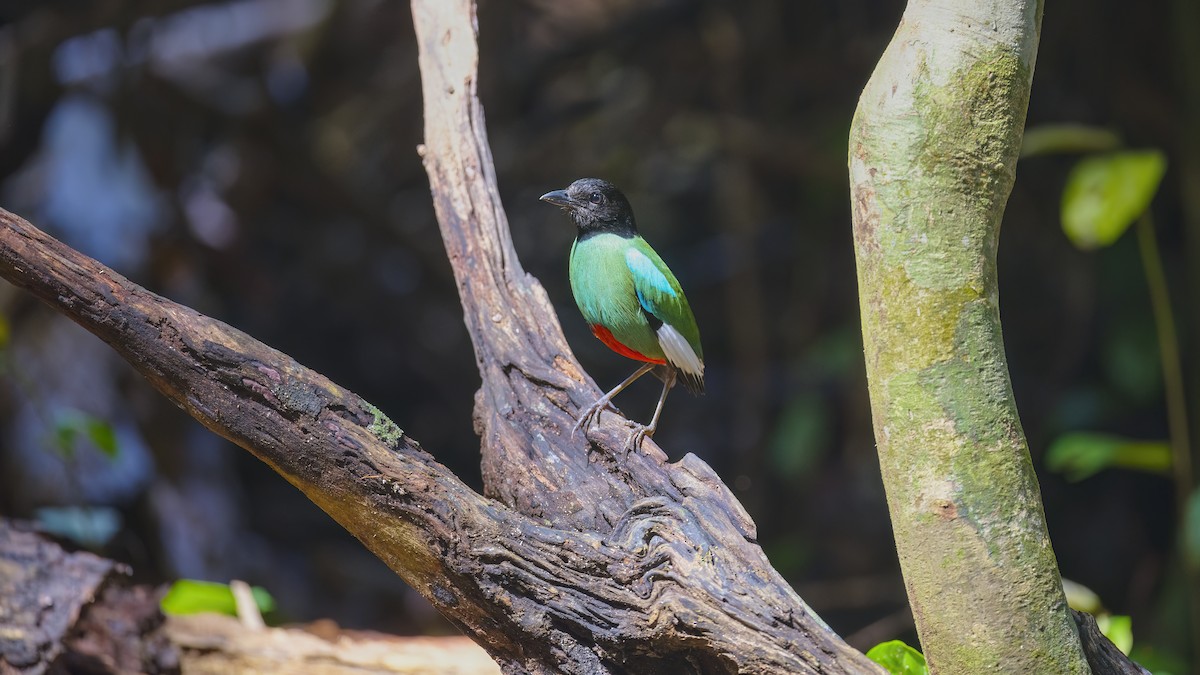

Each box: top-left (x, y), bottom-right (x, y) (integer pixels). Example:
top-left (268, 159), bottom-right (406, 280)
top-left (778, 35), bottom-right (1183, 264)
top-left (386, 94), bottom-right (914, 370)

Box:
top-left (574, 362), bottom-right (656, 436)
top-left (627, 367), bottom-right (676, 451)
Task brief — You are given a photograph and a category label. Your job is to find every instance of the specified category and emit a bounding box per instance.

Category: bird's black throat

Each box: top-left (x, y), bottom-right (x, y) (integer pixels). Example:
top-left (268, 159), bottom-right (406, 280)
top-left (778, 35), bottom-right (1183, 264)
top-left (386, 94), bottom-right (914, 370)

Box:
top-left (575, 217), bottom-right (637, 242)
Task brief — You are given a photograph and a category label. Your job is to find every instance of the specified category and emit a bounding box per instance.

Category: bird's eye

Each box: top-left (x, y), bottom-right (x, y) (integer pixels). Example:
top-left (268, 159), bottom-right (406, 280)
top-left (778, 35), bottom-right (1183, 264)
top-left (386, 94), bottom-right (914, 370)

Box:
top-left (588, 192), bottom-right (603, 204)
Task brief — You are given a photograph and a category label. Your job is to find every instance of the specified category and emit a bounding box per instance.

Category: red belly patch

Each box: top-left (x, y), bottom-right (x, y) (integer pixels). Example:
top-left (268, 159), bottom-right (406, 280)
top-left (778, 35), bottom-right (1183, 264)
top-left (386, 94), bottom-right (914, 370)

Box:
top-left (590, 324), bottom-right (665, 365)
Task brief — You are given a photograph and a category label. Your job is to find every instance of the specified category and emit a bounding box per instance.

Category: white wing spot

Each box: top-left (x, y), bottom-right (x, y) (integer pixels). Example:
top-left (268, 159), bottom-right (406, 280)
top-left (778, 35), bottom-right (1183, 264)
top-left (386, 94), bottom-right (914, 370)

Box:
top-left (657, 323), bottom-right (703, 377)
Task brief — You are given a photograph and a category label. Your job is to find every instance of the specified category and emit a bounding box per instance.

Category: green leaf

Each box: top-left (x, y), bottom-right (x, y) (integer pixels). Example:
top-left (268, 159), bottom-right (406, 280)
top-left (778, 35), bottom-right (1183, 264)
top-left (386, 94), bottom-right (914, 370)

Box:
top-left (0, 312), bottom-right (9, 350)
top-left (47, 409), bottom-right (121, 461)
top-left (866, 640), bottom-right (928, 675)
top-left (1021, 124), bottom-right (1122, 158)
top-left (1045, 432), bottom-right (1171, 481)
top-left (83, 417), bottom-right (120, 459)
top-left (1062, 578), bottom-right (1102, 614)
top-left (160, 580), bottom-right (276, 617)
top-left (1095, 614), bottom-right (1133, 655)
top-left (1061, 150), bottom-right (1166, 250)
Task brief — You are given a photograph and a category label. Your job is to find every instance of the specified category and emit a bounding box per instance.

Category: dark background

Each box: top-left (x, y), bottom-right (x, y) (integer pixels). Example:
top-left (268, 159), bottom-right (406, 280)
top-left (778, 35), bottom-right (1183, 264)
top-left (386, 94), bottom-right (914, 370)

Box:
top-left (0, 0), bottom-right (1195, 668)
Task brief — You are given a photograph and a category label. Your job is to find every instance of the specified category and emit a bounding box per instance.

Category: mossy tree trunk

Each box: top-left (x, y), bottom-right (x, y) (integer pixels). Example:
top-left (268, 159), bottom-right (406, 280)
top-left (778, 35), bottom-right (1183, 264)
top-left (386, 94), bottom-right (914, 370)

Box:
top-left (849, 0), bottom-right (1091, 673)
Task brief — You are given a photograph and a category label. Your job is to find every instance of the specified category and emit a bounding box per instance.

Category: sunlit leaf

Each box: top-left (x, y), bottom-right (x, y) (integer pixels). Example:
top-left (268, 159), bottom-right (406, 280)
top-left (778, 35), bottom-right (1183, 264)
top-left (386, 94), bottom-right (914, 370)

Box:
top-left (1095, 614), bottom-right (1133, 655)
top-left (1021, 124), bottom-right (1122, 158)
top-left (866, 640), bottom-right (928, 675)
top-left (1061, 150), bottom-right (1166, 250)
top-left (1062, 578), bottom-right (1102, 614)
top-left (161, 579), bottom-right (276, 617)
top-left (1045, 432), bottom-right (1171, 481)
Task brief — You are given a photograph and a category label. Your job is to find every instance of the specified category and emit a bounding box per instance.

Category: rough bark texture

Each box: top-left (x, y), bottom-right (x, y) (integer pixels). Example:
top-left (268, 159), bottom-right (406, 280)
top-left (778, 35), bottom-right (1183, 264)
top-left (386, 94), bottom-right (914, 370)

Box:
top-left (1071, 612), bottom-right (1151, 675)
top-left (0, 521), bottom-right (179, 674)
top-left (0, 1), bottom-right (882, 670)
top-left (848, 0), bottom-right (1091, 673)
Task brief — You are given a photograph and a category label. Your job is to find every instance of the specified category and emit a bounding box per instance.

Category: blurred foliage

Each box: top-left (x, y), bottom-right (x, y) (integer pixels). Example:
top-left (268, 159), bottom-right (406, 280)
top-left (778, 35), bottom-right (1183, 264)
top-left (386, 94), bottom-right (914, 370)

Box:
top-left (1184, 490), bottom-right (1200, 570)
top-left (49, 408), bottom-right (121, 460)
top-left (161, 579), bottom-right (276, 618)
top-left (1097, 614), bottom-right (1135, 656)
top-left (1131, 645), bottom-right (1187, 675)
top-left (1046, 433), bottom-right (1171, 481)
top-left (1021, 124), bottom-right (1123, 158)
top-left (1102, 319), bottom-right (1164, 403)
top-left (1063, 577), bottom-right (1104, 613)
top-left (865, 640), bottom-right (927, 675)
top-left (768, 392), bottom-right (830, 480)
top-left (1061, 150), bottom-right (1166, 249)
top-left (1030, 120), bottom-right (1187, 664)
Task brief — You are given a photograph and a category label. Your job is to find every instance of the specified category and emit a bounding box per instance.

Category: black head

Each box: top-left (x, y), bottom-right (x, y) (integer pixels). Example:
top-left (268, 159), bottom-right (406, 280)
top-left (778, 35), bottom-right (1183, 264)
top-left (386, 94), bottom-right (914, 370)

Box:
top-left (539, 178), bottom-right (637, 237)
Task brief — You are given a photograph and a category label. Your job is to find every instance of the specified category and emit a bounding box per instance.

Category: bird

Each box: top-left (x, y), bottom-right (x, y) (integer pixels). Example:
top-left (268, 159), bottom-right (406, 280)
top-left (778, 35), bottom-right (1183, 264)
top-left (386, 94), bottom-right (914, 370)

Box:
top-left (540, 178), bottom-right (703, 450)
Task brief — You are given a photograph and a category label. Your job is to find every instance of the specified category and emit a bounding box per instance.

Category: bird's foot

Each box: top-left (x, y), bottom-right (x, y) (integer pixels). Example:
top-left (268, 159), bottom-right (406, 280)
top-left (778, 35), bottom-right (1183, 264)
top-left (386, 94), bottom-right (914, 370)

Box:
top-left (573, 397), bottom-right (616, 437)
top-left (625, 424), bottom-right (654, 453)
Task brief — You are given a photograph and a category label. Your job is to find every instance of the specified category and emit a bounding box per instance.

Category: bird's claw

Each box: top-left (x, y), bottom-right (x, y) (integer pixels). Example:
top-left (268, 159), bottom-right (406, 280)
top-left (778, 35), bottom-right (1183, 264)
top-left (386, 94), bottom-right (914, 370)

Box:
top-left (625, 424), bottom-right (654, 452)
top-left (573, 397), bottom-right (656, 453)
top-left (573, 398), bottom-right (615, 437)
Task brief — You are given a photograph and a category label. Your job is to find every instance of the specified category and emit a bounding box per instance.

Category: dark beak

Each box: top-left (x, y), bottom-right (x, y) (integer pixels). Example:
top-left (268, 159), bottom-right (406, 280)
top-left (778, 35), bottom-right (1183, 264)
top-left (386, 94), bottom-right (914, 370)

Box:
top-left (539, 189), bottom-right (573, 208)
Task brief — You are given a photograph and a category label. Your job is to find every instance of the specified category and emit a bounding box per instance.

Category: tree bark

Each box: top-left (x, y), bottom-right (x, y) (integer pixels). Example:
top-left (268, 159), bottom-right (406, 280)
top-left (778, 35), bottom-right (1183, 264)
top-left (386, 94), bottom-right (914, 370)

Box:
top-left (0, 520), bottom-right (179, 674)
top-left (848, 0), bottom-right (1091, 672)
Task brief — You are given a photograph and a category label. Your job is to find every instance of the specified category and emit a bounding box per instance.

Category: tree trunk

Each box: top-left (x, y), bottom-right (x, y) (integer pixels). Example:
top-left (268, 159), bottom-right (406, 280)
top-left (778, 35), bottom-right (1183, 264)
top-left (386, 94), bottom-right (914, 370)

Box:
top-left (848, 0), bottom-right (1091, 672)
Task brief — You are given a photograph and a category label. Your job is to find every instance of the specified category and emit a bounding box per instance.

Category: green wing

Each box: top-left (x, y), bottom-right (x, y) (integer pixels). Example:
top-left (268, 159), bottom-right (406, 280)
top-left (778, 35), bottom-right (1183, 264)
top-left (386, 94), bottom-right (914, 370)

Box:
top-left (624, 238), bottom-right (703, 362)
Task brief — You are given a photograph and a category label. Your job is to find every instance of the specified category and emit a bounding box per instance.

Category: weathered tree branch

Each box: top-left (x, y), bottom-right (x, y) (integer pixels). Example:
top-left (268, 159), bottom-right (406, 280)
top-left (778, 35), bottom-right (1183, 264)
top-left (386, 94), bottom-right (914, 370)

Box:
top-left (849, 0), bottom-right (1091, 672)
top-left (0, 0), bottom-right (882, 672)
top-left (0, 201), bottom-right (876, 675)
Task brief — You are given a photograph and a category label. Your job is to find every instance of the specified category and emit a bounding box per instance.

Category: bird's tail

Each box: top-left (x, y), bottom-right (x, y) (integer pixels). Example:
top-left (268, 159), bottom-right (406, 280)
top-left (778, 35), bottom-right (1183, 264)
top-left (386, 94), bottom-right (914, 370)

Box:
top-left (677, 368), bottom-right (704, 396)
top-left (653, 363), bottom-right (704, 395)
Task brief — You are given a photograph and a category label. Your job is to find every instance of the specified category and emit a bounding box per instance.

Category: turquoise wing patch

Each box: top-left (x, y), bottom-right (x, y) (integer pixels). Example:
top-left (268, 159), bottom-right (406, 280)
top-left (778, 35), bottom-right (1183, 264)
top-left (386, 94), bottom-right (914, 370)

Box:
top-left (623, 244), bottom-right (702, 359)
top-left (624, 248), bottom-right (677, 299)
